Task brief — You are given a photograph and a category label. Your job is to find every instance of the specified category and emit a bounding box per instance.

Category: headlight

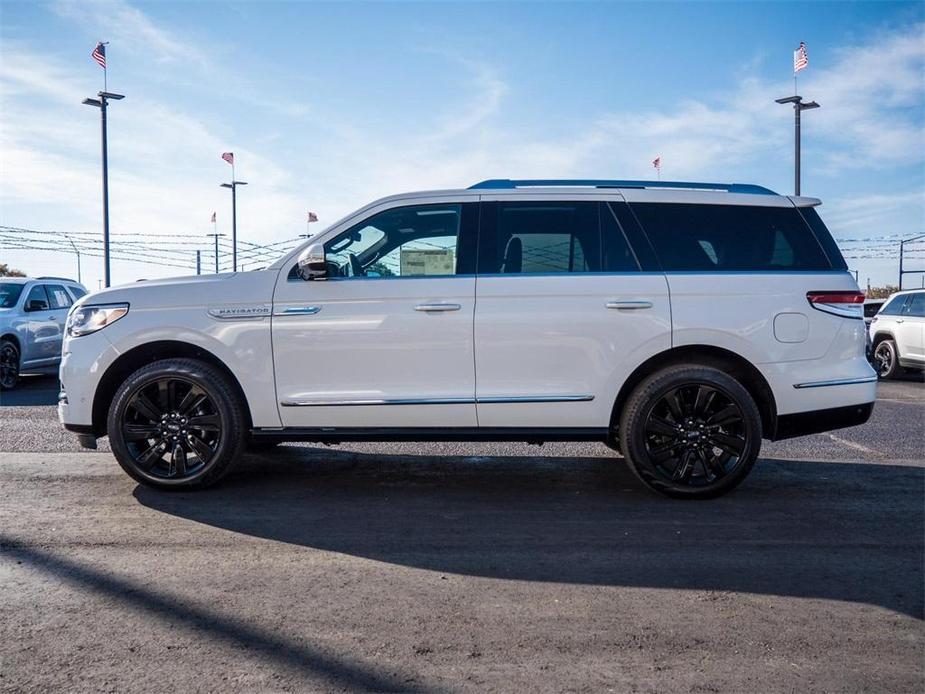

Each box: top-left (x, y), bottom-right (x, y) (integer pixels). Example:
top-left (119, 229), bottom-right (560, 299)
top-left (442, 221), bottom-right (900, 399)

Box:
top-left (66, 303), bottom-right (129, 337)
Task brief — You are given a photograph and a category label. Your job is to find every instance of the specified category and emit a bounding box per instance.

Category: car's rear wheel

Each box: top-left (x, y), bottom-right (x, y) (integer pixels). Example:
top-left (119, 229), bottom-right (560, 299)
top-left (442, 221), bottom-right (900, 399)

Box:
top-left (873, 339), bottom-right (899, 379)
top-left (0, 339), bottom-right (20, 391)
top-left (619, 365), bottom-right (762, 499)
top-left (107, 358), bottom-right (246, 489)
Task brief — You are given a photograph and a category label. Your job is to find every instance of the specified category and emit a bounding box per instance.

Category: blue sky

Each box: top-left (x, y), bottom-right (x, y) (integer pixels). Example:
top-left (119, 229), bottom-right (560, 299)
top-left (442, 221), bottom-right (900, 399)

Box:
top-left (1, 0), bottom-right (923, 288)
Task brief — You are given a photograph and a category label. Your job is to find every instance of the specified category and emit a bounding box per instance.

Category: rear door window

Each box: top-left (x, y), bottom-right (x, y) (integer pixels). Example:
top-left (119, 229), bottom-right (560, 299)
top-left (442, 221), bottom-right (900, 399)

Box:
top-left (479, 201), bottom-right (602, 274)
top-left (46, 284), bottom-right (73, 309)
top-left (630, 203), bottom-right (833, 272)
top-left (901, 292), bottom-right (925, 318)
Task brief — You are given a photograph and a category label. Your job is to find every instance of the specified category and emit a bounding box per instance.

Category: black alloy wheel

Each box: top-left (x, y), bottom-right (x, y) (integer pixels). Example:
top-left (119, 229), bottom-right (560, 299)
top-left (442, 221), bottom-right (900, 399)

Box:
top-left (108, 358), bottom-right (246, 489)
top-left (642, 384), bottom-right (748, 487)
top-left (0, 339), bottom-right (20, 390)
top-left (620, 365), bottom-right (762, 498)
top-left (873, 339), bottom-right (897, 379)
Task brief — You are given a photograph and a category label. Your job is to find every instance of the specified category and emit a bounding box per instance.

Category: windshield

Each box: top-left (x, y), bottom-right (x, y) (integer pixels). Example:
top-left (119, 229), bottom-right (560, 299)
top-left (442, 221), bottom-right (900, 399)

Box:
top-left (0, 283), bottom-right (24, 309)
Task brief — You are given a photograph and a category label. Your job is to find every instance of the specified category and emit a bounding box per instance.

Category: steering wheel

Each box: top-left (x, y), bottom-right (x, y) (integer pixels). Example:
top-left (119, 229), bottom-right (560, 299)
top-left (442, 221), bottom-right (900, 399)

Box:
top-left (347, 252), bottom-right (363, 278)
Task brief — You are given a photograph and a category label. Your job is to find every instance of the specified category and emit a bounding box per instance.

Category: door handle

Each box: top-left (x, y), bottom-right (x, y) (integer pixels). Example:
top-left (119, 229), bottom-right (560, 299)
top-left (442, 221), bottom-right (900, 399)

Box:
top-left (606, 300), bottom-right (653, 310)
top-left (277, 306), bottom-right (321, 315)
top-left (414, 303), bottom-right (461, 312)
top-left (49, 315), bottom-right (58, 321)
top-left (895, 319), bottom-right (904, 324)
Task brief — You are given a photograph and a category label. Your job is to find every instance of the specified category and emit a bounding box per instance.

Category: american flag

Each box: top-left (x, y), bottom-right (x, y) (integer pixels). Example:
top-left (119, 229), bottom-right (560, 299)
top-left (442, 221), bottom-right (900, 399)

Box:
top-left (211, 211), bottom-right (216, 223)
top-left (221, 152), bottom-right (234, 165)
top-left (652, 156), bottom-right (661, 170)
top-left (91, 42), bottom-right (106, 69)
top-left (307, 211), bottom-right (318, 223)
top-left (793, 42), bottom-right (808, 73)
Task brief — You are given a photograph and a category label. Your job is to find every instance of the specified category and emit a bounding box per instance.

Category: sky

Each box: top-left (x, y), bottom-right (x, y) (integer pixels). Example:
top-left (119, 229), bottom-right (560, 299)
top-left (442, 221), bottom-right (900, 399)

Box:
top-left (1, 0), bottom-right (923, 289)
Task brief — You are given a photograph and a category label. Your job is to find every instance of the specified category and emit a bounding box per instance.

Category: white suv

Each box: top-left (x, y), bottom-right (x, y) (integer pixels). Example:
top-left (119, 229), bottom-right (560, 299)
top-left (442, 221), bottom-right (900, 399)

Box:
top-left (869, 289), bottom-right (925, 379)
top-left (58, 179), bottom-right (875, 498)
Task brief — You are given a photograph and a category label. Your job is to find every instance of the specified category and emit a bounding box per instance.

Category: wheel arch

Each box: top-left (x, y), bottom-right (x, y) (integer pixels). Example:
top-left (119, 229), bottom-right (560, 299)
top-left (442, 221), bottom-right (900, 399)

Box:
top-left (91, 340), bottom-right (253, 437)
top-left (870, 330), bottom-right (896, 349)
top-left (610, 345), bottom-right (778, 440)
top-left (1, 332), bottom-right (21, 353)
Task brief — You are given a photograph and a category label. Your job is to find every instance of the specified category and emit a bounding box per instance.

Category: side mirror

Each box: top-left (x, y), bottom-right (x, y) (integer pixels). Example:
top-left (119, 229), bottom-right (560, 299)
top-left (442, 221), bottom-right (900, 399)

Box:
top-left (297, 243), bottom-right (327, 281)
top-left (26, 300), bottom-right (47, 312)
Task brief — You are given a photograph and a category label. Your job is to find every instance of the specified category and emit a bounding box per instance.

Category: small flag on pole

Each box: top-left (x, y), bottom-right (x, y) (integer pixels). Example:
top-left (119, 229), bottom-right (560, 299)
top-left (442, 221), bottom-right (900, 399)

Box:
top-left (211, 211), bottom-right (216, 223)
top-left (91, 42), bottom-right (106, 69)
top-left (793, 42), bottom-right (808, 73)
top-left (221, 152), bottom-right (234, 165)
top-left (307, 211), bottom-right (318, 223)
top-left (652, 156), bottom-right (661, 170)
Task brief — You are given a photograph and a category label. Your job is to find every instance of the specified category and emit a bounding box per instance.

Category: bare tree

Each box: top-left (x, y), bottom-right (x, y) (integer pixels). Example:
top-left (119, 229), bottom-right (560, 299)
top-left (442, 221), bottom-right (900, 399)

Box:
top-left (0, 263), bottom-right (26, 277)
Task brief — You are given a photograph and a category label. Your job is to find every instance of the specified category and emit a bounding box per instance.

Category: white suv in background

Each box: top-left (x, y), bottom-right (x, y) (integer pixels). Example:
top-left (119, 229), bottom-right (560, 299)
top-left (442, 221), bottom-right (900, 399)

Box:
top-left (58, 179), bottom-right (875, 498)
top-left (869, 289), bottom-right (925, 379)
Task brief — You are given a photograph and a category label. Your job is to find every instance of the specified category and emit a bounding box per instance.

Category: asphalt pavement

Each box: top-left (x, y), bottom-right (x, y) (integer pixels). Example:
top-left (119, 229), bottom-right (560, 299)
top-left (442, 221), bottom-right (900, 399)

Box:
top-left (1, 375), bottom-right (922, 692)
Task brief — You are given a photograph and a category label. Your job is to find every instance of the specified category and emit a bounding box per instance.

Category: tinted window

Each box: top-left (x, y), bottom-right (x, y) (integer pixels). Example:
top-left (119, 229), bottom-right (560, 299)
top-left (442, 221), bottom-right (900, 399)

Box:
top-left (879, 295), bottom-right (909, 316)
top-left (481, 202), bottom-right (601, 274)
top-left (25, 285), bottom-right (50, 311)
top-left (46, 284), bottom-right (73, 309)
top-left (601, 203), bottom-right (640, 272)
top-left (799, 207), bottom-right (849, 270)
top-left (901, 292), bottom-right (925, 317)
top-left (631, 203), bottom-right (832, 271)
top-left (0, 283), bottom-right (24, 309)
top-left (322, 204), bottom-right (464, 278)
top-left (68, 285), bottom-right (87, 299)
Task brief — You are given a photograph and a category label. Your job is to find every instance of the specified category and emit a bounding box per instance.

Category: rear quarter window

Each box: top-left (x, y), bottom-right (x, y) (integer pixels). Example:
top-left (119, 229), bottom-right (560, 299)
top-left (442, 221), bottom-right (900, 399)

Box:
top-left (630, 203), bottom-right (834, 272)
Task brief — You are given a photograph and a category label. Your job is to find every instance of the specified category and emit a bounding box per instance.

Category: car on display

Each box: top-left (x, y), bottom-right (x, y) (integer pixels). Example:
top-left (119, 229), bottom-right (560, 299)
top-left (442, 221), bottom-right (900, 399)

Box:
top-left (863, 298), bottom-right (885, 326)
top-left (868, 289), bottom-right (925, 379)
top-left (0, 277), bottom-right (88, 390)
top-left (58, 179), bottom-right (875, 498)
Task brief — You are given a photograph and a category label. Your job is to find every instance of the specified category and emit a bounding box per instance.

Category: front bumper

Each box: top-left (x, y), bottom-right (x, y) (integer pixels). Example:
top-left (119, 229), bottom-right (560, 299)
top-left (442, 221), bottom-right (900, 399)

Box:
top-left (57, 331), bottom-right (120, 432)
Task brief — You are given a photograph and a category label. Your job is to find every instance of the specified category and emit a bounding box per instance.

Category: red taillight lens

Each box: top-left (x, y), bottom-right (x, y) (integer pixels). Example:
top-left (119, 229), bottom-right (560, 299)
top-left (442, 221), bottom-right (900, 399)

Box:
top-left (806, 291), bottom-right (865, 304)
top-left (806, 291), bottom-right (865, 319)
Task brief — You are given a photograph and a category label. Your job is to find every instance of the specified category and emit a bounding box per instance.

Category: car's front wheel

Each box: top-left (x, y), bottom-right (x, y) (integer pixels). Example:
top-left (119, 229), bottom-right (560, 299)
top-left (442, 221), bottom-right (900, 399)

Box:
top-left (873, 339), bottom-right (899, 379)
top-left (0, 339), bottom-right (19, 390)
top-left (619, 365), bottom-right (762, 499)
top-left (107, 358), bottom-right (247, 489)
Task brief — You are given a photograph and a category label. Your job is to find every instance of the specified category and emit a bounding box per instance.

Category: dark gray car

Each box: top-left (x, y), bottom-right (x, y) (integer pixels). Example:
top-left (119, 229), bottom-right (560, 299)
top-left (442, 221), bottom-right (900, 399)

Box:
top-left (0, 277), bottom-right (87, 390)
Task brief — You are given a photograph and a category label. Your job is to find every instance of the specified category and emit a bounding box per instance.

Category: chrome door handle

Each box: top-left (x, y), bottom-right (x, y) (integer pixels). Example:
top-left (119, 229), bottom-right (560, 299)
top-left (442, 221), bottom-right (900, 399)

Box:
top-left (277, 306), bottom-right (321, 315)
top-left (606, 300), bottom-right (653, 310)
top-left (414, 303), bottom-right (461, 312)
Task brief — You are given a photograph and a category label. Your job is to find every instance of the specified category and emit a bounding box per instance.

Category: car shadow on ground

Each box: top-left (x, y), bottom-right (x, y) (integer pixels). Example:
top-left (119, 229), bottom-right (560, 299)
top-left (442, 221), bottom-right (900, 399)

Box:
top-left (136, 447), bottom-right (924, 619)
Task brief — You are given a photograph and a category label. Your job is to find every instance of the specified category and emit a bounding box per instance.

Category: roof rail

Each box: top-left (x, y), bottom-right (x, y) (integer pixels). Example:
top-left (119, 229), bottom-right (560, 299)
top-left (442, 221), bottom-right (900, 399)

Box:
top-left (36, 276), bottom-right (78, 282)
top-left (468, 179), bottom-right (778, 195)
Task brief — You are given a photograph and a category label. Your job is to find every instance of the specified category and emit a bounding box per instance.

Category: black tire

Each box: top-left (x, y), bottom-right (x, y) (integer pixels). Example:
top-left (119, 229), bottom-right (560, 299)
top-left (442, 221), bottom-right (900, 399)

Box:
top-left (619, 365), bottom-right (763, 499)
top-left (0, 339), bottom-right (19, 391)
top-left (107, 358), bottom-right (247, 489)
top-left (873, 339), bottom-right (899, 379)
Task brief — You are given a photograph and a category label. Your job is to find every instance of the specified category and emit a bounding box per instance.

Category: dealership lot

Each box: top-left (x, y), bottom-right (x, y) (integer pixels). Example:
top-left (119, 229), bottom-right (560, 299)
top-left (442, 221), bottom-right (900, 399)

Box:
top-left (1, 376), bottom-right (922, 692)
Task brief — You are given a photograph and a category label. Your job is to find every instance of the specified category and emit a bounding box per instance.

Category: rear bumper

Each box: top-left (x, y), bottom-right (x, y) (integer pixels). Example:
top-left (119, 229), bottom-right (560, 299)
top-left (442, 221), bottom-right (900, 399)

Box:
top-left (771, 401), bottom-right (874, 440)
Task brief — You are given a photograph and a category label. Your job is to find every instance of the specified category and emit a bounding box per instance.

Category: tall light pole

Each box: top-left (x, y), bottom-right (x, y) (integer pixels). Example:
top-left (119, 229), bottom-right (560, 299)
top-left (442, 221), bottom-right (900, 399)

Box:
top-left (220, 181), bottom-right (247, 271)
top-left (62, 233), bottom-right (81, 284)
top-left (82, 90), bottom-right (124, 287)
top-left (775, 95), bottom-right (819, 196)
top-left (206, 232), bottom-right (225, 273)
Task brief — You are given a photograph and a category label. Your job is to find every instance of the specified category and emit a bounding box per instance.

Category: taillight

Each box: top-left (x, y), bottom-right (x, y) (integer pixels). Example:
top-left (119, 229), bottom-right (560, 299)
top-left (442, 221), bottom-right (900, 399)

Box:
top-left (806, 291), bottom-right (865, 319)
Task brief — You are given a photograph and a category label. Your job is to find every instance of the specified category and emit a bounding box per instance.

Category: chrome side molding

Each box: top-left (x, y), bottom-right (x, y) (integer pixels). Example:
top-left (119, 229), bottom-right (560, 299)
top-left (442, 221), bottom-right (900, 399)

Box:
top-left (274, 306), bottom-right (322, 316)
top-left (280, 394), bottom-right (595, 407)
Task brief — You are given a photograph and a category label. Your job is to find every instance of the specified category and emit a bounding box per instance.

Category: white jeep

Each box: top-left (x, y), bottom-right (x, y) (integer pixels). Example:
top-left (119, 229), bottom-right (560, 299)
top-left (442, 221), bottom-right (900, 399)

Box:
top-left (59, 179), bottom-right (876, 498)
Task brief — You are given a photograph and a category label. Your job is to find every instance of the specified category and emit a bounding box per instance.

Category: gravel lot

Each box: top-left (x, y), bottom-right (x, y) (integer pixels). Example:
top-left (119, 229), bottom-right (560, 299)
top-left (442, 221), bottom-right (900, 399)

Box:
top-left (1, 375), bottom-right (923, 692)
